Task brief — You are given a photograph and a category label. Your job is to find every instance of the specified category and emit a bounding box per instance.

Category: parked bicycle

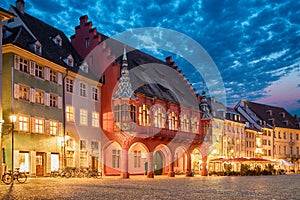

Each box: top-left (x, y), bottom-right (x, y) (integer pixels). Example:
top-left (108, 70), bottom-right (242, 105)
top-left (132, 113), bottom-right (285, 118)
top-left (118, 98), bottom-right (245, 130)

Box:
top-left (2, 168), bottom-right (27, 185)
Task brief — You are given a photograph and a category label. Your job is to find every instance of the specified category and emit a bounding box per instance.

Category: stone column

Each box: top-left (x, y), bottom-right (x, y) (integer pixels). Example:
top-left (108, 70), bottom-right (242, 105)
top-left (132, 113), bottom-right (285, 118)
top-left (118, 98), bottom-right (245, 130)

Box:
top-left (147, 152), bottom-right (154, 178)
top-left (121, 147), bottom-right (129, 178)
top-left (201, 155), bottom-right (208, 176)
top-left (168, 161), bottom-right (175, 177)
top-left (185, 153), bottom-right (192, 177)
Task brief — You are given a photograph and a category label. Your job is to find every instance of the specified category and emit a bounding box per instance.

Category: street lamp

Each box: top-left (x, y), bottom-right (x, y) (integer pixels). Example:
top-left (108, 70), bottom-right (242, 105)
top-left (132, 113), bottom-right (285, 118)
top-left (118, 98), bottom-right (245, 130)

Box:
top-left (9, 115), bottom-right (17, 185)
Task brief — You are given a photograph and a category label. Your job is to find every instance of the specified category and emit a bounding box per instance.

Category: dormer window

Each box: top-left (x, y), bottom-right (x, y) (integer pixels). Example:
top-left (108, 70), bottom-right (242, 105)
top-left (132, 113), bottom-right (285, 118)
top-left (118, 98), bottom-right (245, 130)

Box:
top-left (63, 55), bottom-right (74, 67)
top-left (35, 41), bottom-right (42, 55)
top-left (80, 61), bottom-right (89, 73)
top-left (53, 35), bottom-right (62, 46)
top-left (280, 112), bottom-right (285, 118)
top-left (68, 58), bottom-right (73, 66)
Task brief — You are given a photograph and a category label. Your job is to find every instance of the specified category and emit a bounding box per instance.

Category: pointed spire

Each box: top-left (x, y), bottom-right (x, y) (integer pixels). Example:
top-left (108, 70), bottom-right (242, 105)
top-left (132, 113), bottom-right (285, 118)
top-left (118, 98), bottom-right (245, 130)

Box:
top-left (200, 81), bottom-right (211, 119)
top-left (113, 46), bottom-right (136, 99)
top-left (122, 46), bottom-right (127, 61)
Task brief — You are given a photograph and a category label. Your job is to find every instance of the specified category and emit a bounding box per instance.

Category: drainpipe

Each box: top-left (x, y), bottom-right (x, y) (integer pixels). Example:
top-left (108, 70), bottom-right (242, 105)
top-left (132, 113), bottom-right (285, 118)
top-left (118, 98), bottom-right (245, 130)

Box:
top-left (62, 69), bottom-right (68, 168)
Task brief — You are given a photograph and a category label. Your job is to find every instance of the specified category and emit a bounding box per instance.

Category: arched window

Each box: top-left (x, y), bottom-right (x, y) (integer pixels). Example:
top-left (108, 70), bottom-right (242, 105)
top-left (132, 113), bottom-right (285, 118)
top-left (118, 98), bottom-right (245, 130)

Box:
top-left (139, 104), bottom-right (150, 126)
top-left (168, 111), bottom-right (178, 131)
top-left (180, 114), bottom-right (190, 132)
top-left (191, 117), bottom-right (199, 133)
top-left (114, 104), bottom-right (136, 122)
top-left (154, 107), bottom-right (166, 128)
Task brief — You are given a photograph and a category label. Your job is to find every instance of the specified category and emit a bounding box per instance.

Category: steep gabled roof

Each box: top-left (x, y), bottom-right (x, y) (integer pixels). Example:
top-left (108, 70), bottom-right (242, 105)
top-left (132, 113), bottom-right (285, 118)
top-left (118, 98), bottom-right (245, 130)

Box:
top-left (245, 101), bottom-right (299, 129)
top-left (99, 33), bottom-right (198, 108)
top-left (8, 6), bottom-right (82, 68)
top-left (3, 6), bottom-right (99, 81)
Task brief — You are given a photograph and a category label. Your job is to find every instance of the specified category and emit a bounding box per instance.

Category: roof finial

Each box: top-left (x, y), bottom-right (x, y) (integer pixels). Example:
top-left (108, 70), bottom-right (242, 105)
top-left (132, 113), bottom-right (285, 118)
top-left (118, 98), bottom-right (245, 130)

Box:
top-left (123, 45), bottom-right (127, 61)
top-left (202, 80), bottom-right (206, 97)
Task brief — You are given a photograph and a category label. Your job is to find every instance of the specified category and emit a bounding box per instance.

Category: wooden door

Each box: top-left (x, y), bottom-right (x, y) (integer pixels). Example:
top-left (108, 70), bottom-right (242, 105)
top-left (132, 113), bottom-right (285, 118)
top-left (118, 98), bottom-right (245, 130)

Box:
top-left (92, 156), bottom-right (98, 170)
top-left (36, 152), bottom-right (45, 176)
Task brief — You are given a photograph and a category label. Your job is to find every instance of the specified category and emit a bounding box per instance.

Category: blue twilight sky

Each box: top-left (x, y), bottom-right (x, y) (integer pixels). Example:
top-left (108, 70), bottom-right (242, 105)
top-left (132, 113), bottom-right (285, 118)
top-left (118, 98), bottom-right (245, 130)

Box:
top-left (2, 0), bottom-right (300, 116)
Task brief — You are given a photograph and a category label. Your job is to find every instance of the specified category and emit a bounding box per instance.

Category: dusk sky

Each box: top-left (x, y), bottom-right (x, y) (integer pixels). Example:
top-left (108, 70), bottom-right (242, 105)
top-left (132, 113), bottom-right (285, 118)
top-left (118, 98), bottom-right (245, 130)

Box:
top-left (2, 0), bottom-right (300, 117)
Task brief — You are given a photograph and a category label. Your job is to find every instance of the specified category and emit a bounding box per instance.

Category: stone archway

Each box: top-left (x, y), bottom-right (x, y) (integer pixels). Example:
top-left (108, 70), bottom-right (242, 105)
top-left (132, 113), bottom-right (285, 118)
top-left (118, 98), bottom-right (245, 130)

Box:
top-left (103, 141), bottom-right (122, 176)
top-left (153, 144), bottom-right (171, 175)
top-left (191, 149), bottom-right (202, 174)
top-left (174, 146), bottom-right (187, 174)
top-left (128, 142), bottom-right (149, 175)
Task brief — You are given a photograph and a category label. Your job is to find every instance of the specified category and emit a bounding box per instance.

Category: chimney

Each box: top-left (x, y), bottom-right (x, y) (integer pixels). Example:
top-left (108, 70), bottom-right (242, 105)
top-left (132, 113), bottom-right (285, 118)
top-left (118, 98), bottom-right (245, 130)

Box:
top-left (165, 56), bottom-right (172, 65)
top-left (16, 0), bottom-right (25, 14)
top-left (80, 15), bottom-right (88, 26)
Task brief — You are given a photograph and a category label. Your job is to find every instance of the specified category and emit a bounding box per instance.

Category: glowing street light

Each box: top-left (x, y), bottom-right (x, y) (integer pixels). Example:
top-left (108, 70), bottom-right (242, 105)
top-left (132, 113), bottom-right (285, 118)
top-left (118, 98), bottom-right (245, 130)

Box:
top-left (9, 115), bottom-right (17, 185)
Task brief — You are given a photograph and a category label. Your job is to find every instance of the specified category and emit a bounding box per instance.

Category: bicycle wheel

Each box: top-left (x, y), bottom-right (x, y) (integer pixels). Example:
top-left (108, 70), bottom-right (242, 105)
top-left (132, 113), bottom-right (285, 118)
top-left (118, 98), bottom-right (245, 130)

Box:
top-left (2, 174), bottom-right (12, 185)
top-left (95, 171), bottom-right (102, 179)
top-left (65, 171), bottom-right (71, 178)
top-left (17, 173), bottom-right (27, 183)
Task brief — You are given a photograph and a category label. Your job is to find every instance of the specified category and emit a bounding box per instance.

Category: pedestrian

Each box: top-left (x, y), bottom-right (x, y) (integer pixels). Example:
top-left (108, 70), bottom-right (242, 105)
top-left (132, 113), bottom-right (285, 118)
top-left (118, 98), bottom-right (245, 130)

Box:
top-left (144, 162), bottom-right (148, 175)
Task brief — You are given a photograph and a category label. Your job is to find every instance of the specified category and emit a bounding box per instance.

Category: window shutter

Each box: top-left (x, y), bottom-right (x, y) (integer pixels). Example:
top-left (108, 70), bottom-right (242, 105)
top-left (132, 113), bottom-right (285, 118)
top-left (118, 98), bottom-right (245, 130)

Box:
top-left (57, 72), bottom-right (62, 85)
top-left (58, 122), bottom-right (63, 137)
top-left (29, 61), bottom-right (36, 76)
top-left (14, 84), bottom-right (19, 99)
top-left (44, 67), bottom-right (50, 81)
top-left (14, 116), bottom-right (20, 131)
top-left (30, 88), bottom-right (36, 103)
top-left (45, 93), bottom-right (50, 107)
top-left (45, 120), bottom-right (50, 134)
top-left (31, 117), bottom-right (36, 133)
top-left (58, 96), bottom-right (62, 109)
top-left (14, 54), bottom-right (20, 70)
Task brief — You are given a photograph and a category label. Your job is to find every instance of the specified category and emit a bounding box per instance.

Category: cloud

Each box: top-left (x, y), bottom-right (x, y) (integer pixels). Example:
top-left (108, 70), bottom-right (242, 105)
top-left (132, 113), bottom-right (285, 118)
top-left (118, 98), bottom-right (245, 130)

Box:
top-left (2, 0), bottom-right (299, 114)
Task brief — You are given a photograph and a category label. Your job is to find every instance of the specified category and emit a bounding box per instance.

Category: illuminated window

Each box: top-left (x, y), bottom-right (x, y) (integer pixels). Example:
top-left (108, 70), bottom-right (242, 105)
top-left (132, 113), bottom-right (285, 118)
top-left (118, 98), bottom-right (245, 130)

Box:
top-left (35, 90), bottom-right (44, 104)
top-left (180, 114), bottom-right (190, 132)
top-left (66, 106), bottom-right (74, 122)
top-left (34, 118), bottom-right (44, 133)
top-left (168, 112), bottom-right (178, 131)
top-left (19, 116), bottom-right (29, 132)
top-left (112, 149), bottom-right (120, 168)
top-left (80, 140), bottom-right (87, 150)
top-left (139, 104), bottom-right (150, 126)
top-left (92, 87), bottom-right (99, 101)
top-left (80, 82), bottom-right (87, 97)
top-left (50, 121), bottom-right (58, 135)
top-left (66, 78), bottom-right (73, 93)
top-left (154, 107), bottom-right (165, 128)
top-left (19, 85), bottom-right (29, 101)
top-left (92, 112), bottom-right (99, 127)
top-left (80, 109), bottom-right (88, 125)
top-left (134, 150), bottom-right (141, 168)
top-left (191, 117), bottom-right (199, 133)
top-left (19, 152), bottom-right (29, 172)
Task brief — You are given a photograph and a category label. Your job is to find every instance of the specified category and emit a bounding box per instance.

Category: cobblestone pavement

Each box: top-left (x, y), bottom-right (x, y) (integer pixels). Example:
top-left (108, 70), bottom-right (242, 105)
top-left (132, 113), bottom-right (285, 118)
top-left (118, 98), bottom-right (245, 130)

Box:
top-left (0, 174), bottom-right (299, 200)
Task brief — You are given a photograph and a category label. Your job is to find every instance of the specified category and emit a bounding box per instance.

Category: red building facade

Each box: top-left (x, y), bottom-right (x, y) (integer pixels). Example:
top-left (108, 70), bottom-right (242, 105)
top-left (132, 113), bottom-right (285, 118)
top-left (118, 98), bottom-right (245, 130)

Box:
top-left (71, 15), bottom-right (210, 178)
